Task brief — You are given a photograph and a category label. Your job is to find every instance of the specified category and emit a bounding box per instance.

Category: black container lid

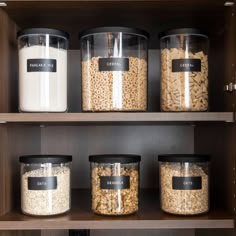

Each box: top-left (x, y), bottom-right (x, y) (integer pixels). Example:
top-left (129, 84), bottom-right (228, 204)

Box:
top-left (17, 28), bottom-right (69, 39)
top-left (158, 154), bottom-right (210, 163)
top-left (159, 28), bottom-right (208, 39)
top-left (89, 154), bottom-right (141, 163)
top-left (19, 155), bottom-right (72, 164)
top-left (79, 27), bottom-right (149, 39)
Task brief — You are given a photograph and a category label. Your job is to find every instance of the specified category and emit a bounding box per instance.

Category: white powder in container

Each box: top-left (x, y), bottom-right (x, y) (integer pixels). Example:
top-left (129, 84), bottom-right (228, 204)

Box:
top-left (19, 45), bottom-right (67, 112)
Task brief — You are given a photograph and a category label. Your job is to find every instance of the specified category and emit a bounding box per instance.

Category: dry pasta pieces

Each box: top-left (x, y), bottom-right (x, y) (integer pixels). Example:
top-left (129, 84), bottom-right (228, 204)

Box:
top-left (79, 27), bottom-right (149, 111)
top-left (159, 28), bottom-right (209, 111)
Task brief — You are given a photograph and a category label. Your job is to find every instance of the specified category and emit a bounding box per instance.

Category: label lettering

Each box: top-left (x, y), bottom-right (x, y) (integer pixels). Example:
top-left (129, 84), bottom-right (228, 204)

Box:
top-left (28, 177), bottom-right (57, 190)
top-left (172, 59), bottom-right (201, 72)
top-left (100, 176), bottom-right (130, 189)
top-left (27, 59), bottom-right (57, 72)
top-left (99, 58), bottom-right (129, 71)
top-left (172, 176), bottom-right (202, 190)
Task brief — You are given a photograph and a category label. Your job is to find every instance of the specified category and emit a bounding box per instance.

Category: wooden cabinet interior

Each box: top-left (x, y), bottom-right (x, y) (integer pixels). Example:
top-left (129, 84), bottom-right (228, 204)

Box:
top-left (0, 1), bottom-right (235, 236)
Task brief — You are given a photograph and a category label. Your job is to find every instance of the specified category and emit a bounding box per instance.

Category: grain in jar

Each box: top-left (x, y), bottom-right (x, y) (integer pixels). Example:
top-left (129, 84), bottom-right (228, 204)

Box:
top-left (159, 28), bottom-right (209, 111)
top-left (158, 154), bottom-right (210, 215)
top-left (20, 155), bottom-right (72, 216)
top-left (79, 27), bottom-right (149, 111)
top-left (89, 154), bottom-right (141, 215)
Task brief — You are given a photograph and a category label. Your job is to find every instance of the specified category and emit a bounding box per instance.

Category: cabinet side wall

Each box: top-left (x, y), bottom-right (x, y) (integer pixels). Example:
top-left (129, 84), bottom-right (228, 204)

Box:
top-left (0, 9), bottom-right (18, 113)
top-left (0, 125), bottom-right (41, 216)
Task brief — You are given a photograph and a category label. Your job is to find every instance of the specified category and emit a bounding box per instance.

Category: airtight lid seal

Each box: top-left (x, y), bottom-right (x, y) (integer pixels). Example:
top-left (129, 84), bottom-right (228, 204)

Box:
top-left (159, 28), bottom-right (208, 39)
top-left (89, 154), bottom-right (141, 163)
top-left (17, 28), bottom-right (69, 39)
top-left (79, 27), bottom-right (149, 39)
top-left (19, 155), bottom-right (72, 164)
top-left (158, 154), bottom-right (210, 163)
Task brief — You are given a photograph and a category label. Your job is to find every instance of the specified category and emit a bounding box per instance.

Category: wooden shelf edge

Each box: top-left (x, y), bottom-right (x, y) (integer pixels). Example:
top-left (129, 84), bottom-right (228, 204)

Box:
top-left (0, 189), bottom-right (234, 230)
top-left (0, 112), bottom-right (233, 123)
top-left (0, 219), bottom-right (233, 230)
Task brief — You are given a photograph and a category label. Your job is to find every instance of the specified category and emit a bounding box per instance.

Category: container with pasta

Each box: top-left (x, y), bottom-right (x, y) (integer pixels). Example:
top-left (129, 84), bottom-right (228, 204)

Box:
top-left (160, 28), bottom-right (209, 111)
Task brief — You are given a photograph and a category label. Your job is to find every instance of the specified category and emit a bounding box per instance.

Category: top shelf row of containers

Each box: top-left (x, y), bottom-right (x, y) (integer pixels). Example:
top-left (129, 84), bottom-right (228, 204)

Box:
top-left (17, 27), bottom-right (208, 112)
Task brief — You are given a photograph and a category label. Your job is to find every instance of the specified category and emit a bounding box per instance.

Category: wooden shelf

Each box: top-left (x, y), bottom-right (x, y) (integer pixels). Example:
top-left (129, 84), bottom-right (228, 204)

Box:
top-left (0, 189), bottom-right (233, 230)
top-left (0, 112), bottom-right (233, 124)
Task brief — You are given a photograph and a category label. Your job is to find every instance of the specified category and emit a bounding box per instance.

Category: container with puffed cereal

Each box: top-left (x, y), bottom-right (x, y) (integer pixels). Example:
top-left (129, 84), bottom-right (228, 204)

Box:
top-left (159, 28), bottom-right (209, 112)
top-left (79, 27), bottom-right (149, 112)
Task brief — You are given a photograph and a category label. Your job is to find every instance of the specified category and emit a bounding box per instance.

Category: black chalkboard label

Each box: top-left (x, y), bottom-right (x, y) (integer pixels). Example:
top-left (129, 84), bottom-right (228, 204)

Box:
top-left (172, 59), bottom-right (201, 72)
top-left (172, 176), bottom-right (202, 190)
top-left (27, 59), bottom-right (57, 72)
top-left (100, 176), bottom-right (130, 189)
top-left (28, 177), bottom-right (57, 190)
top-left (99, 58), bottom-right (129, 71)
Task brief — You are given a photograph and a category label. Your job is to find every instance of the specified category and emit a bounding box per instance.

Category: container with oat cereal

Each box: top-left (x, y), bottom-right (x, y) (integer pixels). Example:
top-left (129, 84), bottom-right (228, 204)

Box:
top-left (158, 154), bottom-right (210, 215)
top-left (159, 28), bottom-right (209, 111)
top-left (89, 154), bottom-right (141, 215)
top-left (20, 155), bottom-right (72, 216)
top-left (79, 27), bottom-right (149, 111)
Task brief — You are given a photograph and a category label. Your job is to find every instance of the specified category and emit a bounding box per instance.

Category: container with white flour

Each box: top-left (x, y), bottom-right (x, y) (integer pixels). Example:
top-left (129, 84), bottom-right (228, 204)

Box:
top-left (17, 28), bottom-right (69, 112)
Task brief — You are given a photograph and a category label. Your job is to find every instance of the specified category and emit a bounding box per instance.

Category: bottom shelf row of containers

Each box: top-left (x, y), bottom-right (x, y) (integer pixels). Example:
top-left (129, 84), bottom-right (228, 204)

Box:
top-left (19, 154), bottom-right (210, 216)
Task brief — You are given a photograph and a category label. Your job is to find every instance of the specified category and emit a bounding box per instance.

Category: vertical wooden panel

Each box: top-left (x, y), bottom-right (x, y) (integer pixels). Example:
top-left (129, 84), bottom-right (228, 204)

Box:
top-left (195, 229), bottom-right (236, 236)
top-left (0, 125), bottom-right (41, 215)
top-left (194, 125), bottom-right (235, 212)
top-left (0, 9), bottom-right (17, 112)
top-left (41, 230), bottom-right (68, 236)
top-left (90, 229), bottom-right (195, 236)
top-left (0, 231), bottom-right (41, 236)
top-left (224, 5), bottom-right (235, 112)
top-left (41, 125), bottom-right (194, 189)
top-left (0, 125), bottom-right (9, 215)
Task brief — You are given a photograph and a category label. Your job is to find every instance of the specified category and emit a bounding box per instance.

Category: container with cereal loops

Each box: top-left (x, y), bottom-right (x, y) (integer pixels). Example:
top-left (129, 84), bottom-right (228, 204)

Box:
top-left (79, 27), bottom-right (149, 112)
top-left (159, 28), bottom-right (209, 112)
top-left (158, 154), bottom-right (210, 215)
top-left (89, 154), bottom-right (141, 215)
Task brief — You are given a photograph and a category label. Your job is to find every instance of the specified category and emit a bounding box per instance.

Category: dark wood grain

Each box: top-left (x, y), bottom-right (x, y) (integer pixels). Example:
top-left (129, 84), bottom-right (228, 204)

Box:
top-left (2, 1), bottom-right (226, 49)
top-left (224, 5), bottom-right (236, 112)
top-left (0, 189), bottom-right (233, 230)
top-left (0, 125), bottom-right (41, 216)
top-left (0, 231), bottom-right (41, 236)
top-left (0, 9), bottom-right (17, 113)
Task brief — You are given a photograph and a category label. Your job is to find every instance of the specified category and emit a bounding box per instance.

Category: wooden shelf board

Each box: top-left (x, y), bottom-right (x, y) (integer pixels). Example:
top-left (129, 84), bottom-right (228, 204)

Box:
top-left (0, 189), bottom-right (234, 230)
top-left (0, 112), bottom-right (233, 124)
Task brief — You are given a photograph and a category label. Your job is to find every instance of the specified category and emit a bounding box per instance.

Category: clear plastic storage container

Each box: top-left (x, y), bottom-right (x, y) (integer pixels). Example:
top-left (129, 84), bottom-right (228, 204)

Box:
top-left (17, 28), bottom-right (69, 112)
top-left (158, 154), bottom-right (210, 215)
top-left (160, 28), bottom-right (209, 111)
top-left (20, 155), bottom-right (72, 216)
top-left (89, 154), bottom-right (141, 215)
top-left (79, 27), bottom-right (149, 111)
